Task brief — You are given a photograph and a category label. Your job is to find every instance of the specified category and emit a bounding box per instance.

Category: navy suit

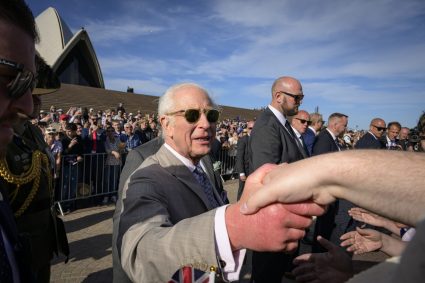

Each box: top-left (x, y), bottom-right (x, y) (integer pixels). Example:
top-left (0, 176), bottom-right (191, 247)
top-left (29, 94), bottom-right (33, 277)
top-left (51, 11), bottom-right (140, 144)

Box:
top-left (249, 107), bottom-right (305, 283)
top-left (302, 127), bottom-right (316, 156)
top-left (355, 132), bottom-right (385, 149)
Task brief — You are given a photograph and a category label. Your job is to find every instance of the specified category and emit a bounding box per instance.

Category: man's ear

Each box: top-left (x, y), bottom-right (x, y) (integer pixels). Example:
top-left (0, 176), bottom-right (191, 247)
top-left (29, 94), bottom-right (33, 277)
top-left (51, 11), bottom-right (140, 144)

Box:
top-left (160, 115), bottom-right (173, 138)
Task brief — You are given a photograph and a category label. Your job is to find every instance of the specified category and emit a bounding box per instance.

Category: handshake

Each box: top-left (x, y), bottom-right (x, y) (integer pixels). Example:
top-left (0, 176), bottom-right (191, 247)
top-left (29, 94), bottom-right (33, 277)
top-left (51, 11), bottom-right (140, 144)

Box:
top-left (225, 150), bottom-right (425, 253)
top-left (225, 163), bottom-right (325, 253)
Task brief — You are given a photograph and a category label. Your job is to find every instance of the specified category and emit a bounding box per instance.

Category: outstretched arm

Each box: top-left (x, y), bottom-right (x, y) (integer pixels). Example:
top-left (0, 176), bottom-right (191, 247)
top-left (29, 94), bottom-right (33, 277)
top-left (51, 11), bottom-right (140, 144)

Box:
top-left (348, 207), bottom-right (402, 235)
top-left (241, 150), bottom-right (425, 227)
top-left (340, 227), bottom-right (406, 257)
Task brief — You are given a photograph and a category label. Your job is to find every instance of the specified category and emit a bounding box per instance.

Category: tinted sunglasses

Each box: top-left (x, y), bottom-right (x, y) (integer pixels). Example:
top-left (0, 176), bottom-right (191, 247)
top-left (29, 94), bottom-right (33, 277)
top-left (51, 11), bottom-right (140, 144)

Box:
top-left (372, 125), bottom-right (387, 132)
top-left (167, 108), bottom-right (220, 123)
top-left (295, 118), bottom-right (312, 125)
top-left (0, 58), bottom-right (36, 99)
top-left (277, 91), bottom-right (304, 103)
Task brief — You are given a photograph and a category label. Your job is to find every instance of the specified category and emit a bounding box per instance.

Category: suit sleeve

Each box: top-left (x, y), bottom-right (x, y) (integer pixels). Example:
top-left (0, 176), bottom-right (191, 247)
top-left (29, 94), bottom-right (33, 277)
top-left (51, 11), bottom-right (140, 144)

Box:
top-left (118, 171), bottom-right (218, 283)
top-left (250, 123), bottom-right (282, 171)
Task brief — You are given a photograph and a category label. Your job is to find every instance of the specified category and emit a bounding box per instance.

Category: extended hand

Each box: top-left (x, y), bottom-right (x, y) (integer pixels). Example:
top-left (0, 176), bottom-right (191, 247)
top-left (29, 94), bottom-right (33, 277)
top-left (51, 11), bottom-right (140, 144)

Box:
top-left (340, 227), bottom-right (383, 255)
top-left (226, 164), bottom-right (325, 252)
top-left (292, 236), bottom-right (353, 283)
top-left (240, 162), bottom-right (335, 214)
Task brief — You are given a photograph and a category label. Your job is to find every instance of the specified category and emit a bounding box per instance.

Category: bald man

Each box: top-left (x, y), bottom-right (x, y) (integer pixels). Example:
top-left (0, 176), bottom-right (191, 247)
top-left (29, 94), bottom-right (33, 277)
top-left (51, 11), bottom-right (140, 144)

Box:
top-left (249, 76), bottom-right (307, 282)
top-left (356, 118), bottom-right (386, 149)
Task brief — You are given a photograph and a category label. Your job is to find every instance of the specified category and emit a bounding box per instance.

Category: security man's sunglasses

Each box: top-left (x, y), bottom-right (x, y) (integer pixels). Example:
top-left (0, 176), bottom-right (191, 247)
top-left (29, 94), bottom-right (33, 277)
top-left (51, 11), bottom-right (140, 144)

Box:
top-left (0, 58), bottom-right (36, 99)
top-left (166, 108), bottom-right (220, 123)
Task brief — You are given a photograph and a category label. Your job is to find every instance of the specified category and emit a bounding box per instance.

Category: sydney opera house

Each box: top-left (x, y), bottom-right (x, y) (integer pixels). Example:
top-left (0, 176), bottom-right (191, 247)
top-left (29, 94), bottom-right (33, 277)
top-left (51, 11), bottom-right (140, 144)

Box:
top-left (35, 7), bottom-right (258, 119)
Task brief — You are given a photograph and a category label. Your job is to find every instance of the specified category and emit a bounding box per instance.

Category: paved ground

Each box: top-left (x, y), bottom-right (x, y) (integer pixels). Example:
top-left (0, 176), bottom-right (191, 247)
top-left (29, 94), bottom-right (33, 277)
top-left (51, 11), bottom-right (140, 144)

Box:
top-left (50, 179), bottom-right (387, 282)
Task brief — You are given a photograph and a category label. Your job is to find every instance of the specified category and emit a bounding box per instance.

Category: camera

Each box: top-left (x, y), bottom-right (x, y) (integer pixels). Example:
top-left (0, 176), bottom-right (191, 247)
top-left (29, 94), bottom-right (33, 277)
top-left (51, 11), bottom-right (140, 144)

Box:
top-left (408, 129), bottom-right (422, 152)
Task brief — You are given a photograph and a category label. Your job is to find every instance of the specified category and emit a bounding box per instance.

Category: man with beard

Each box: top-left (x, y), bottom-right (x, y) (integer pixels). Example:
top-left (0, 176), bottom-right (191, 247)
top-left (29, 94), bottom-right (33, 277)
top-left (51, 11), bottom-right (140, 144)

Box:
top-left (0, 1), bottom-right (44, 281)
top-left (249, 76), bottom-right (307, 282)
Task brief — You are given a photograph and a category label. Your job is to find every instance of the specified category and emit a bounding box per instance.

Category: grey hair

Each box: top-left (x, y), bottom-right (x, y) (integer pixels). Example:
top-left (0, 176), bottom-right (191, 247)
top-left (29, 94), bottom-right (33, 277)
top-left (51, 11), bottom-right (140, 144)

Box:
top-left (158, 82), bottom-right (217, 116)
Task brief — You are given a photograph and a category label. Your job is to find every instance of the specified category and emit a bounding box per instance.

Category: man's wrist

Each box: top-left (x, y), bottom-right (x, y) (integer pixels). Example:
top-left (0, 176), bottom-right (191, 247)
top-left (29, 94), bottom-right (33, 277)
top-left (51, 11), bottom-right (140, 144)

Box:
top-left (224, 204), bottom-right (243, 251)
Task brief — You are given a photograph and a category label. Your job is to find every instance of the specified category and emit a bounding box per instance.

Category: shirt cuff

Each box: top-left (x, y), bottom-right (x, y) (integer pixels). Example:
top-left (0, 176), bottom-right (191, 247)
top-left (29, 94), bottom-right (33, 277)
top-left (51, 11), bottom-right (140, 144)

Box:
top-left (214, 205), bottom-right (246, 282)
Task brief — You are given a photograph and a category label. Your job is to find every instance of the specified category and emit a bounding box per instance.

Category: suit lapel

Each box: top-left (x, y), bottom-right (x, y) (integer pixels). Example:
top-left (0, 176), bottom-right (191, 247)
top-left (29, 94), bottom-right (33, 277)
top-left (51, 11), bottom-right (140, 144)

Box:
top-left (267, 109), bottom-right (307, 159)
top-left (155, 146), bottom-right (216, 209)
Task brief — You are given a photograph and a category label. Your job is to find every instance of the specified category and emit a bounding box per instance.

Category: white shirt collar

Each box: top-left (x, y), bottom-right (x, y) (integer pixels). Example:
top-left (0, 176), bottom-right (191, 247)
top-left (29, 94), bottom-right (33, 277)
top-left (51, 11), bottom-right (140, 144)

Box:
top-left (326, 128), bottom-right (337, 140)
top-left (268, 105), bottom-right (286, 127)
top-left (292, 126), bottom-right (302, 138)
top-left (308, 126), bottom-right (317, 135)
top-left (164, 143), bottom-right (205, 172)
top-left (368, 131), bottom-right (378, 140)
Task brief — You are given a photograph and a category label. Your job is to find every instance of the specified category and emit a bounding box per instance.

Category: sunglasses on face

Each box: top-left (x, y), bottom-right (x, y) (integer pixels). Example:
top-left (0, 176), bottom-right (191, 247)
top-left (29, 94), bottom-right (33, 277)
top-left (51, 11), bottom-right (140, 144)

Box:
top-left (167, 108), bottom-right (220, 123)
top-left (373, 125), bottom-right (387, 132)
top-left (277, 91), bottom-right (304, 103)
top-left (0, 58), bottom-right (36, 99)
top-left (295, 118), bottom-right (312, 125)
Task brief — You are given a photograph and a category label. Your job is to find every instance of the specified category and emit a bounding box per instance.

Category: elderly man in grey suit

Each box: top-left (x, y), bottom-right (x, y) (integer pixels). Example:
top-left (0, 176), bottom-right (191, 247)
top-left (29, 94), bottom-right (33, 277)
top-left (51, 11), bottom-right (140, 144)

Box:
top-left (115, 82), bottom-right (322, 282)
top-left (249, 76), bottom-right (307, 283)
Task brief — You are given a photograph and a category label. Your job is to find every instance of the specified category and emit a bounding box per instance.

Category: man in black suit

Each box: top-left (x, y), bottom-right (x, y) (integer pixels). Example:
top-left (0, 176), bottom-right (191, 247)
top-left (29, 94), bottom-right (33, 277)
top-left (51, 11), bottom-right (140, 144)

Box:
top-left (312, 113), bottom-right (353, 252)
top-left (0, 1), bottom-right (40, 281)
top-left (112, 136), bottom-right (163, 283)
top-left (312, 112), bottom-right (347, 155)
top-left (290, 110), bottom-right (311, 157)
top-left (355, 118), bottom-right (386, 149)
top-left (249, 76), bottom-right (306, 283)
top-left (235, 120), bottom-right (254, 200)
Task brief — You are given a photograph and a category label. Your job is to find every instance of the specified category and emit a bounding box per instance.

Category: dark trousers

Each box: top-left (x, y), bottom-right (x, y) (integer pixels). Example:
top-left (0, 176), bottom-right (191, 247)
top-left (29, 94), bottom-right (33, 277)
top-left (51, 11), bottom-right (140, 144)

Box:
top-left (251, 249), bottom-right (298, 283)
top-left (237, 180), bottom-right (245, 201)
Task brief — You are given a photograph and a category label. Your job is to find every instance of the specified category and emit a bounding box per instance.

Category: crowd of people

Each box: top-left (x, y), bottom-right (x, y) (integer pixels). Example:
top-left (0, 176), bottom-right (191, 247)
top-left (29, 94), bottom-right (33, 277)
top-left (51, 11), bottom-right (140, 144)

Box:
top-left (1, 1), bottom-right (425, 283)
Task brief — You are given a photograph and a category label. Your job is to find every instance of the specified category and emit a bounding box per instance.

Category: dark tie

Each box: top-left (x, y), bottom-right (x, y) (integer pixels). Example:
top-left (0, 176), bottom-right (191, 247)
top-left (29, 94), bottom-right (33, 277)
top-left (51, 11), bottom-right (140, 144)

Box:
top-left (284, 120), bottom-right (296, 138)
top-left (193, 164), bottom-right (220, 208)
top-left (285, 120), bottom-right (307, 157)
top-left (334, 138), bottom-right (341, 151)
top-left (0, 227), bottom-right (13, 282)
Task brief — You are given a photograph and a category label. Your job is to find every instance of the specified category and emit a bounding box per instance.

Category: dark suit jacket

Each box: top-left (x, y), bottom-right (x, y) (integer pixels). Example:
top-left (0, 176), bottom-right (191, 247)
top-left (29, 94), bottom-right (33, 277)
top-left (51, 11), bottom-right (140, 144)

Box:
top-left (312, 129), bottom-right (339, 156)
top-left (115, 145), bottom-right (227, 282)
top-left (311, 129), bottom-right (359, 252)
top-left (249, 107), bottom-right (305, 282)
top-left (355, 132), bottom-right (384, 149)
top-left (235, 135), bottom-right (250, 176)
top-left (112, 137), bottom-right (163, 283)
top-left (302, 127), bottom-right (316, 156)
top-left (249, 107), bottom-right (305, 171)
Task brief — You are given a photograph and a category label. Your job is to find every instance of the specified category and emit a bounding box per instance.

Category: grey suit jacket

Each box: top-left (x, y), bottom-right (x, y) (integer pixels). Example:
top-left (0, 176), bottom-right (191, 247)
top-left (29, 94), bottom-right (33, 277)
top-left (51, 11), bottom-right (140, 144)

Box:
top-left (249, 107), bottom-right (305, 171)
top-left (112, 137), bottom-right (163, 283)
top-left (115, 145), bottom-right (227, 282)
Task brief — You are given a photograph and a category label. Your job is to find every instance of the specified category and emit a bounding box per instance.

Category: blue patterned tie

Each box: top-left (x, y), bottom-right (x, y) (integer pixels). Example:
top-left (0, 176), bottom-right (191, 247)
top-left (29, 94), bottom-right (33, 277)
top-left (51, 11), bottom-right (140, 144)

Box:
top-left (193, 164), bottom-right (220, 208)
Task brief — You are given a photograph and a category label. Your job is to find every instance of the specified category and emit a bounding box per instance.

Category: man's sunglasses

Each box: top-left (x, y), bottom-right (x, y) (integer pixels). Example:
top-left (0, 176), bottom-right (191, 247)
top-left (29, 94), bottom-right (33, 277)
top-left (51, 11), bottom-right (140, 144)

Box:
top-left (277, 91), bottom-right (304, 103)
top-left (0, 58), bottom-right (36, 99)
top-left (372, 125), bottom-right (387, 132)
top-left (167, 108), bottom-right (220, 123)
top-left (295, 118), bottom-right (312, 125)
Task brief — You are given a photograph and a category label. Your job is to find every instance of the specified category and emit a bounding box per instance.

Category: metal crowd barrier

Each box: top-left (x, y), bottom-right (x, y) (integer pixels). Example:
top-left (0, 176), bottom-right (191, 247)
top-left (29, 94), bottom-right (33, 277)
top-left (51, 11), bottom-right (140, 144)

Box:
top-left (55, 148), bottom-right (239, 213)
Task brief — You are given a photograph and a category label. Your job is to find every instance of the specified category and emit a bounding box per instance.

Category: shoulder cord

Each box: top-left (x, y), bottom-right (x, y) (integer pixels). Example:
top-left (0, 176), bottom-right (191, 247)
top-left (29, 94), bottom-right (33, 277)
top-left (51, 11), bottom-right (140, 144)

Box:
top-left (0, 150), bottom-right (52, 217)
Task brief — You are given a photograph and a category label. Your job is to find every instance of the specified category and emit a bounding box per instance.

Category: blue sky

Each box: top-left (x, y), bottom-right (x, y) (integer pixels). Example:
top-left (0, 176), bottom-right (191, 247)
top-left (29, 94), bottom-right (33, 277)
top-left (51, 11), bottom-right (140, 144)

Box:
top-left (28, 0), bottom-right (425, 129)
